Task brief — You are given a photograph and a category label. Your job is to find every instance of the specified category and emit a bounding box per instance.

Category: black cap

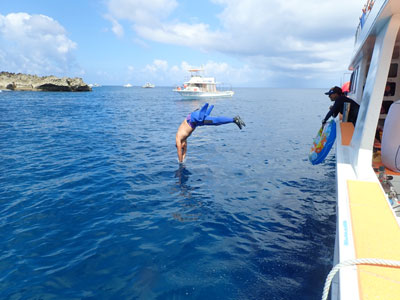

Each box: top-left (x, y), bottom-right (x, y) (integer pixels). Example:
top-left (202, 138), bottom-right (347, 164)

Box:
top-left (325, 86), bottom-right (342, 95)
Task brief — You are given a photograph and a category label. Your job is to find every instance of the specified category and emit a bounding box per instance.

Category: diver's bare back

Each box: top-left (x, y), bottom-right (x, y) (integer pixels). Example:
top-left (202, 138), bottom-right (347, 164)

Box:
top-left (176, 119), bottom-right (195, 144)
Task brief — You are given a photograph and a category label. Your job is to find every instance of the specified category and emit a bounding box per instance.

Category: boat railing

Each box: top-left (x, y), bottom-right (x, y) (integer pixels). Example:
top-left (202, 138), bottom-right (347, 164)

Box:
top-left (355, 0), bottom-right (376, 45)
top-left (342, 103), bottom-right (351, 122)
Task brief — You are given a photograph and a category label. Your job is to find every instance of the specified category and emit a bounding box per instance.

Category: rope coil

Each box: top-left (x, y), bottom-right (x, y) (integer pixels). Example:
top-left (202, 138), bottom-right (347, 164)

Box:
top-left (322, 258), bottom-right (400, 300)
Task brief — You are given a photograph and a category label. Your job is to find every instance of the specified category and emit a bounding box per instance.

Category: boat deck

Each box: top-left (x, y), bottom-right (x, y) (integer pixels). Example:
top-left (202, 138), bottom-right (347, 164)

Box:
top-left (340, 122), bottom-right (400, 214)
top-left (347, 180), bottom-right (400, 299)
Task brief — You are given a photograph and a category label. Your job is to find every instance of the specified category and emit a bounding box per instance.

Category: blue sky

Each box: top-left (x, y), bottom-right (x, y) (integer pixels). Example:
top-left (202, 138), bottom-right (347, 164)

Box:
top-left (1, 0), bottom-right (366, 87)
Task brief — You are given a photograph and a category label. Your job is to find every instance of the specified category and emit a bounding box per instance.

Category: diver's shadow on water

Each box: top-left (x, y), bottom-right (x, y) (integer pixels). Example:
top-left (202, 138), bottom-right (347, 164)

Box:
top-left (174, 164), bottom-right (192, 187)
top-left (173, 164), bottom-right (202, 222)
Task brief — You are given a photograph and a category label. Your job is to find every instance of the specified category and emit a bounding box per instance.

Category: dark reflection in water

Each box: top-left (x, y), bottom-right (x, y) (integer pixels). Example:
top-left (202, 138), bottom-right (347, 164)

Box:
top-left (175, 164), bottom-right (192, 194)
top-left (173, 164), bottom-right (202, 222)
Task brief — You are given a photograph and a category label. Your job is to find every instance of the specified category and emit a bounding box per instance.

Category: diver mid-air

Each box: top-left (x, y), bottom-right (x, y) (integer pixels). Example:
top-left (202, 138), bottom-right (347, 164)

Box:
top-left (175, 103), bottom-right (245, 163)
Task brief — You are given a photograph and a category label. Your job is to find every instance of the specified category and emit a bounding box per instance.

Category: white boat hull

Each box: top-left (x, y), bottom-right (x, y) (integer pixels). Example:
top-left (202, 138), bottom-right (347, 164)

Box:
top-left (174, 68), bottom-right (234, 99)
top-left (142, 83), bottom-right (155, 88)
top-left (174, 90), bottom-right (234, 99)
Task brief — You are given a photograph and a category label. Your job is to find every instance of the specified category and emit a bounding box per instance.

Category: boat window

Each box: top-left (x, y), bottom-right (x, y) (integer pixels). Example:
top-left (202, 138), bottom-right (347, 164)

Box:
top-left (388, 63), bottom-right (398, 77)
top-left (382, 101), bottom-right (393, 114)
top-left (385, 82), bottom-right (396, 97)
top-left (350, 67), bottom-right (359, 93)
top-left (392, 46), bottom-right (400, 59)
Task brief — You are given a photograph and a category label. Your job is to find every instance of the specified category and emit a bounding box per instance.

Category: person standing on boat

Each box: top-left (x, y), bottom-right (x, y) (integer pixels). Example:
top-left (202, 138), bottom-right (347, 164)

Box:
top-left (322, 86), bottom-right (360, 126)
top-left (175, 103), bottom-right (246, 163)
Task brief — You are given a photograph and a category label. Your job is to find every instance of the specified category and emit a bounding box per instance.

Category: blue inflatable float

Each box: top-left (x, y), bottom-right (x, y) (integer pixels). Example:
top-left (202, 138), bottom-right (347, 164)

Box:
top-left (309, 120), bottom-right (336, 165)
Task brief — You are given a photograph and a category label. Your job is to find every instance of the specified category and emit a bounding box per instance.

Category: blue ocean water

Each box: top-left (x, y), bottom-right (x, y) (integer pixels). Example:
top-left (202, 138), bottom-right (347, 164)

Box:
top-left (0, 87), bottom-right (337, 300)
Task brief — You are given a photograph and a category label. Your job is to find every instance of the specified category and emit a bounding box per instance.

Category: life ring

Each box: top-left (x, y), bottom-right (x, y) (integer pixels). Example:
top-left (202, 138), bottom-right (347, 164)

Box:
top-left (309, 120), bottom-right (336, 165)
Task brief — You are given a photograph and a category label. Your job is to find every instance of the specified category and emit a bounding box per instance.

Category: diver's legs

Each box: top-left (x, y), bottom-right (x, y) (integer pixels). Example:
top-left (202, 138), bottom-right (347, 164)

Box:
top-left (203, 116), bottom-right (234, 125)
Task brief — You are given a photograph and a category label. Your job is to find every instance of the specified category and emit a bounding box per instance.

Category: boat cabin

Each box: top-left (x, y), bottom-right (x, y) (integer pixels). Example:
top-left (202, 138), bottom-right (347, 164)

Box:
top-left (345, 4), bottom-right (400, 213)
top-left (329, 2), bottom-right (400, 300)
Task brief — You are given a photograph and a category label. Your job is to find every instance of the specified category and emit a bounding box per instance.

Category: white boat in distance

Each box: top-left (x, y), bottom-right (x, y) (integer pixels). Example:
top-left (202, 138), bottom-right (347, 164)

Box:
top-left (322, 1), bottom-right (400, 300)
top-left (173, 68), bottom-right (234, 99)
top-left (142, 82), bottom-right (155, 88)
top-left (123, 83), bottom-right (132, 88)
top-left (88, 83), bottom-right (101, 88)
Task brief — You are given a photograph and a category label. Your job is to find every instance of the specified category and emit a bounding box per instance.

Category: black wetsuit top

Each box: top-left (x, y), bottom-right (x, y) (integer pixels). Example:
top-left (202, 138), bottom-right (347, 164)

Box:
top-left (323, 95), bottom-right (360, 125)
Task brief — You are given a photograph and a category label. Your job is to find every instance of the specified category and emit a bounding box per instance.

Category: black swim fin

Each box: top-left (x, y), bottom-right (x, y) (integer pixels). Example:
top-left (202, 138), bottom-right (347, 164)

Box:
top-left (233, 116), bottom-right (246, 130)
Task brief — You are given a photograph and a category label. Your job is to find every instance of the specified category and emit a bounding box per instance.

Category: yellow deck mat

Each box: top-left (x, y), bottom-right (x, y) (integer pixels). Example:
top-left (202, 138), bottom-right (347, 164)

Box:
top-left (348, 180), bottom-right (400, 299)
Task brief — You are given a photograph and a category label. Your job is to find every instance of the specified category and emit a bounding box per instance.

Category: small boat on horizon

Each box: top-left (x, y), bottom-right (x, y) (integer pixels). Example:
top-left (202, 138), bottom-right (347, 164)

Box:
top-left (142, 82), bottom-right (155, 88)
top-left (88, 83), bottom-right (101, 88)
top-left (123, 83), bottom-right (133, 88)
top-left (173, 68), bottom-right (234, 99)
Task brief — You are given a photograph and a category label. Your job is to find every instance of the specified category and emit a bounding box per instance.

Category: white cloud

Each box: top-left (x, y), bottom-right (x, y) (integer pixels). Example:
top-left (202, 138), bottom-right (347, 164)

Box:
top-left (106, 0), bottom-right (177, 26)
top-left (212, 0), bottom-right (362, 57)
top-left (133, 59), bottom-right (253, 86)
top-left (105, 0), bottom-right (365, 87)
top-left (153, 59), bottom-right (169, 71)
top-left (105, 0), bottom-right (224, 50)
top-left (0, 13), bottom-right (78, 76)
top-left (144, 59), bottom-right (168, 73)
top-left (104, 14), bottom-right (124, 37)
top-left (134, 22), bottom-right (224, 50)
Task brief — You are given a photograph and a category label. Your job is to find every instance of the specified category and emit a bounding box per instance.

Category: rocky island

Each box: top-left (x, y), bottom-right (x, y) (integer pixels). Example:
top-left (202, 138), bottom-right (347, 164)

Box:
top-left (0, 72), bottom-right (92, 92)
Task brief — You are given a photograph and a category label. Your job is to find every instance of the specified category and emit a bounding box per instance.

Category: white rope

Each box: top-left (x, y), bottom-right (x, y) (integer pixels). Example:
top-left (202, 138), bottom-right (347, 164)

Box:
top-left (322, 258), bottom-right (400, 300)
